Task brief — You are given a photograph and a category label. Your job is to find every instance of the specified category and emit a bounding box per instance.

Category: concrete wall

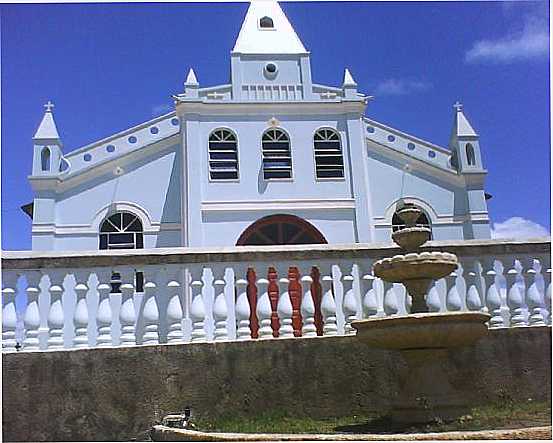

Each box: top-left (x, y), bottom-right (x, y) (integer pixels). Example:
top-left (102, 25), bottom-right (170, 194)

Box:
top-left (2, 327), bottom-right (550, 442)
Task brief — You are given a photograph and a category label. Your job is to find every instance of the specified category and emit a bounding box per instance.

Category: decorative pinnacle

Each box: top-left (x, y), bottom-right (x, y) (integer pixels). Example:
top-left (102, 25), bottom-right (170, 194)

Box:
top-left (44, 100), bottom-right (55, 112)
top-left (453, 101), bottom-right (463, 112)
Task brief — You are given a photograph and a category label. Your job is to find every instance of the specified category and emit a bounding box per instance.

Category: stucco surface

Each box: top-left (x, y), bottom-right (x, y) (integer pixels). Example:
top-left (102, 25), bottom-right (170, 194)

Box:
top-left (2, 327), bottom-right (551, 442)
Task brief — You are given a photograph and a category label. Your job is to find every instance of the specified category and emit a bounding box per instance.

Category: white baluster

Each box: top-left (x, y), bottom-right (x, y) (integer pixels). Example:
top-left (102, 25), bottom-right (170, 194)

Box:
top-left (213, 278), bottom-right (229, 341)
top-left (142, 268), bottom-right (160, 345)
top-left (277, 277), bottom-right (294, 338)
top-left (545, 269), bottom-right (551, 325)
top-left (320, 275), bottom-right (337, 336)
top-left (445, 272), bottom-right (462, 312)
top-left (506, 266), bottom-right (525, 327)
top-left (73, 270), bottom-right (90, 348)
top-left (466, 271), bottom-right (483, 312)
top-left (46, 270), bottom-right (65, 349)
top-left (300, 275), bottom-right (316, 337)
top-left (190, 272), bottom-right (206, 342)
top-left (383, 281), bottom-right (399, 316)
top-left (2, 271), bottom-right (19, 351)
top-left (484, 269), bottom-right (503, 328)
top-left (235, 278), bottom-right (250, 340)
top-left (166, 267), bottom-right (184, 343)
top-left (118, 268), bottom-right (136, 346)
top-left (95, 269), bottom-right (113, 347)
top-left (361, 274), bottom-right (377, 318)
top-left (23, 271), bottom-right (41, 350)
top-left (342, 275), bottom-right (357, 334)
top-left (256, 278), bottom-right (273, 339)
top-left (524, 265), bottom-right (545, 326)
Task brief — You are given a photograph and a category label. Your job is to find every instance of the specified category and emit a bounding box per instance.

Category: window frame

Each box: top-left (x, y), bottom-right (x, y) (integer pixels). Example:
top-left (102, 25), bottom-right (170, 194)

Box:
top-left (261, 127), bottom-right (294, 181)
top-left (313, 127), bottom-right (345, 181)
top-left (208, 128), bottom-right (240, 182)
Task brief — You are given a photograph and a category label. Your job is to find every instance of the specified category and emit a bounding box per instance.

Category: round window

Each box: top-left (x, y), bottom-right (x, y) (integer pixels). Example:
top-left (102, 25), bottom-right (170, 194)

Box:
top-left (264, 63), bottom-right (278, 79)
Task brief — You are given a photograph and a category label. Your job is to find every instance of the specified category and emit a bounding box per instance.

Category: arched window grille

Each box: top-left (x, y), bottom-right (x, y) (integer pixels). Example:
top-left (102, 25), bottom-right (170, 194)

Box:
top-left (208, 129), bottom-right (239, 180)
top-left (392, 204), bottom-right (432, 238)
top-left (99, 211), bottom-right (144, 293)
top-left (466, 143), bottom-right (476, 166)
top-left (313, 128), bottom-right (344, 179)
top-left (41, 147), bottom-right (51, 171)
top-left (259, 16), bottom-right (274, 28)
top-left (262, 128), bottom-right (292, 180)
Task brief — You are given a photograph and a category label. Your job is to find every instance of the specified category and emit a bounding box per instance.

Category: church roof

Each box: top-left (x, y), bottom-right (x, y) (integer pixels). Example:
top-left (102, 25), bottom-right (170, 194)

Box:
top-left (33, 101), bottom-right (61, 141)
top-left (452, 102), bottom-right (478, 137)
top-left (232, 0), bottom-right (307, 55)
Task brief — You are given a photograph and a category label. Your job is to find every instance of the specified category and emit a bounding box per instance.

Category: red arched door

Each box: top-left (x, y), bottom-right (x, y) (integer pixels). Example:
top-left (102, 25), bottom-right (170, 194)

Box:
top-left (237, 215), bottom-right (327, 338)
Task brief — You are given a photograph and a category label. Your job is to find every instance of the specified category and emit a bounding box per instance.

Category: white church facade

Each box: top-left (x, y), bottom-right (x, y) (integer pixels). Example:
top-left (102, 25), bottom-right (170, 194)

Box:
top-left (27, 0), bottom-right (491, 252)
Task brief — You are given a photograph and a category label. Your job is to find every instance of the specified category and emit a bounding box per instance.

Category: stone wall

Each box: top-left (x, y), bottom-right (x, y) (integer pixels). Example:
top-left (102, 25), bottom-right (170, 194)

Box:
top-left (2, 327), bottom-right (551, 441)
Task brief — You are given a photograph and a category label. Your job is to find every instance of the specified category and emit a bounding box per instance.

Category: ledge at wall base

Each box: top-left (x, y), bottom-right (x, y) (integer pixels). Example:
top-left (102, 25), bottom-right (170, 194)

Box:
top-left (150, 425), bottom-right (552, 441)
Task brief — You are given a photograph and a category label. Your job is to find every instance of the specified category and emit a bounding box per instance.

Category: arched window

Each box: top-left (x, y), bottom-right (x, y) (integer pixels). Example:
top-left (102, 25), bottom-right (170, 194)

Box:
top-left (208, 129), bottom-right (239, 180)
top-left (262, 128), bottom-right (292, 180)
top-left (392, 203), bottom-right (432, 237)
top-left (259, 16), bottom-right (274, 29)
top-left (466, 143), bottom-right (476, 166)
top-left (41, 147), bottom-right (50, 172)
top-left (313, 128), bottom-right (344, 179)
top-left (100, 212), bottom-right (144, 292)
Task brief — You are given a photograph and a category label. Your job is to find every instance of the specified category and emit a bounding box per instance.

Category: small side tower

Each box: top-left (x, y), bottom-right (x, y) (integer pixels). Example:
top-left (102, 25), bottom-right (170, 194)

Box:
top-left (450, 101), bottom-right (484, 172)
top-left (32, 101), bottom-right (63, 176)
top-left (449, 101), bottom-right (491, 239)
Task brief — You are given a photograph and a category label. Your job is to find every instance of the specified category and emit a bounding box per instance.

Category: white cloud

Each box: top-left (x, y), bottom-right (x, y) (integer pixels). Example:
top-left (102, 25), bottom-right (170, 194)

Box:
top-left (465, 12), bottom-right (548, 63)
top-left (491, 217), bottom-right (550, 239)
top-left (374, 78), bottom-right (432, 96)
top-left (151, 103), bottom-right (173, 116)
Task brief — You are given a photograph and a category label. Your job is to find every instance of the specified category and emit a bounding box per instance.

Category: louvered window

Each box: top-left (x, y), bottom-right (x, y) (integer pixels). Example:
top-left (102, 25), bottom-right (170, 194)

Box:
top-left (208, 129), bottom-right (239, 180)
top-left (314, 128), bottom-right (344, 179)
top-left (262, 128), bottom-right (292, 179)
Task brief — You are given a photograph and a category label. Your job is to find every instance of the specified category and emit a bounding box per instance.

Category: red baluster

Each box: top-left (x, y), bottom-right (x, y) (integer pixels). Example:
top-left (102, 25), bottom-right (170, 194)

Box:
top-left (246, 268), bottom-right (259, 339)
top-left (267, 266), bottom-right (280, 337)
top-left (289, 267), bottom-right (303, 336)
top-left (310, 267), bottom-right (324, 336)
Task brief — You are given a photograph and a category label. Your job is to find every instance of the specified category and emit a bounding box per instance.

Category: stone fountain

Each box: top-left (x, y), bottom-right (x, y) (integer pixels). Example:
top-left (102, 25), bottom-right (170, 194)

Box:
top-left (352, 202), bottom-right (490, 424)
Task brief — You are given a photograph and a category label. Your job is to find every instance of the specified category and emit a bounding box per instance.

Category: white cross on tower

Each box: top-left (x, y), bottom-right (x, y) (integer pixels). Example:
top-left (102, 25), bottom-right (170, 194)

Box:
top-left (44, 100), bottom-right (55, 112)
top-left (453, 101), bottom-right (463, 112)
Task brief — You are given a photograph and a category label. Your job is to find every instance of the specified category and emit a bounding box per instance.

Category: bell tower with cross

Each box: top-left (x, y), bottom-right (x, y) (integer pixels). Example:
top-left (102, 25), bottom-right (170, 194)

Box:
top-left (32, 101), bottom-right (63, 176)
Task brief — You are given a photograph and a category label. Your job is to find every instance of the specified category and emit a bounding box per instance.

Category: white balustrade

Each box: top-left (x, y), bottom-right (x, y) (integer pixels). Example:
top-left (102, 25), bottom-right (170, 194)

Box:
top-left (300, 275), bottom-right (316, 337)
top-left (524, 263), bottom-right (545, 326)
top-left (277, 277), bottom-right (294, 338)
top-left (23, 271), bottom-right (42, 350)
top-left (213, 277), bottom-right (229, 341)
top-left (342, 275), bottom-right (357, 334)
top-left (2, 271), bottom-right (19, 351)
top-left (95, 268), bottom-right (113, 347)
top-left (361, 274), bottom-right (377, 318)
top-left (73, 270), bottom-right (90, 348)
top-left (320, 275), bottom-right (337, 336)
top-left (118, 268), bottom-right (137, 346)
top-left (235, 278), bottom-right (251, 340)
top-left (2, 238), bottom-right (550, 352)
top-left (190, 272), bottom-right (206, 342)
top-left (142, 267), bottom-right (160, 345)
top-left (256, 278), bottom-right (273, 339)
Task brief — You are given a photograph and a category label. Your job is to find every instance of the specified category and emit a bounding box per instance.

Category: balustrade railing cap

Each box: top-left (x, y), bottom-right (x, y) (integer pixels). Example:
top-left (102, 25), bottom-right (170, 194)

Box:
top-left (2, 237), bottom-right (550, 270)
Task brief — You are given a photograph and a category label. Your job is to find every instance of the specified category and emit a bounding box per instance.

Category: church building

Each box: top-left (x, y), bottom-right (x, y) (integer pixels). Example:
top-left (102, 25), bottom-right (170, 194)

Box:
top-left (27, 0), bottom-right (491, 252)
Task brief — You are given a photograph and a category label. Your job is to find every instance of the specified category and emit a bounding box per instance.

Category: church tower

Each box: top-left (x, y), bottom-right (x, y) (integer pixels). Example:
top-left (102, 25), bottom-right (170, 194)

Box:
top-left (230, 0), bottom-right (314, 100)
top-left (32, 101), bottom-right (63, 176)
top-left (450, 101), bottom-right (484, 172)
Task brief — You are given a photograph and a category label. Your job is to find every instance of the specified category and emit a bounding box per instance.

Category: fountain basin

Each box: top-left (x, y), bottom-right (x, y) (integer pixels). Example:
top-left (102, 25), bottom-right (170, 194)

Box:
top-left (392, 227), bottom-right (431, 251)
top-left (352, 312), bottom-right (490, 350)
top-left (373, 252), bottom-right (458, 283)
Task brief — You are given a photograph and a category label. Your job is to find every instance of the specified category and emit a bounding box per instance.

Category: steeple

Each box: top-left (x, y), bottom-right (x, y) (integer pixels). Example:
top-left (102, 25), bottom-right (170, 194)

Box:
top-left (33, 101), bottom-right (61, 145)
top-left (342, 68), bottom-right (358, 99)
top-left (232, 0), bottom-right (307, 54)
top-left (184, 68), bottom-right (199, 98)
top-left (449, 101), bottom-right (484, 173)
top-left (32, 101), bottom-right (63, 176)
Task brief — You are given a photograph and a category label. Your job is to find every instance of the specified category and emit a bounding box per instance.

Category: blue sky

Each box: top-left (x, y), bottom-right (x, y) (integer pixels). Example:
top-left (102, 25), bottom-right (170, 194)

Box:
top-left (1, 0), bottom-right (550, 250)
